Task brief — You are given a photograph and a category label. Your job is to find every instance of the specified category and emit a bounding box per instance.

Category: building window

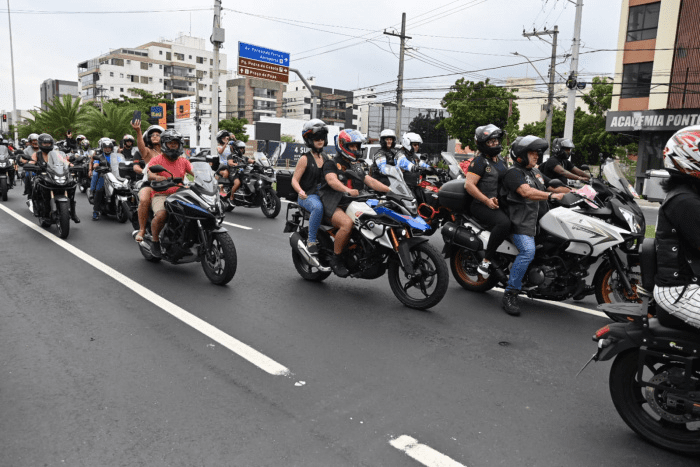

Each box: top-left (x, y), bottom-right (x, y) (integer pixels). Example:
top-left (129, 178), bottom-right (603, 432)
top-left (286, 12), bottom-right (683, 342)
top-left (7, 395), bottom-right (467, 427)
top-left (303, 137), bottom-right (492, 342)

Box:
top-left (620, 62), bottom-right (653, 98)
top-left (200, 97), bottom-right (206, 104)
top-left (253, 88), bottom-right (277, 98)
top-left (149, 63), bottom-right (153, 68)
top-left (141, 62), bottom-right (148, 70)
top-left (159, 79), bottom-right (163, 83)
top-left (120, 88), bottom-right (124, 92)
top-left (189, 55), bottom-right (192, 59)
top-left (120, 73), bottom-right (124, 78)
top-left (131, 75), bottom-right (139, 83)
top-left (210, 59), bottom-right (213, 65)
top-left (159, 50), bottom-right (163, 55)
top-left (197, 56), bottom-right (205, 64)
top-left (175, 53), bottom-right (185, 61)
top-left (110, 72), bottom-right (114, 77)
top-left (149, 77), bottom-right (153, 82)
top-left (140, 76), bottom-right (149, 84)
top-left (126, 59), bottom-right (131, 64)
top-left (110, 86), bottom-right (114, 91)
top-left (627, 2), bottom-right (660, 42)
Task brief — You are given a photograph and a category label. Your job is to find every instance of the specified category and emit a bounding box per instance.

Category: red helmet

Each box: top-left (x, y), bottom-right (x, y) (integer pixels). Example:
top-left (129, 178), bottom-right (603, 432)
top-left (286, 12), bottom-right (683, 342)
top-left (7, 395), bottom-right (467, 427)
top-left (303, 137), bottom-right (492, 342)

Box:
top-left (335, 129), bottom-right (364, 163)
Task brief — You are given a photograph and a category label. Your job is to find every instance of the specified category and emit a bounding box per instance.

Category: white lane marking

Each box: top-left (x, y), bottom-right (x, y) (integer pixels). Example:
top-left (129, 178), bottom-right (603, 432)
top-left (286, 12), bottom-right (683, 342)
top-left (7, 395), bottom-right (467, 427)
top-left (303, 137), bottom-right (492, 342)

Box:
top-left (223, 221), bottom-right (253, 230)
top-left (0, 204), bottom-right (289, 376)
top-left (493, 287), bottom-right (607, 318)
top-left (390, 435), bottom-right (467, 467)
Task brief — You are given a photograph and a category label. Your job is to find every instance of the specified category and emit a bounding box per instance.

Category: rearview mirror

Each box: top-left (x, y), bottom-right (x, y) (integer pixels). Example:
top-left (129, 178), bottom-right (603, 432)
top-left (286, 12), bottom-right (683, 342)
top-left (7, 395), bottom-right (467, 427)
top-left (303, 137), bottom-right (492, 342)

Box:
top-left (547, 179), bottom-right (564, 189)
top-left (580, 164), bottom-right (590, 172)
top-left (149, 165), bottom-right (165, 174)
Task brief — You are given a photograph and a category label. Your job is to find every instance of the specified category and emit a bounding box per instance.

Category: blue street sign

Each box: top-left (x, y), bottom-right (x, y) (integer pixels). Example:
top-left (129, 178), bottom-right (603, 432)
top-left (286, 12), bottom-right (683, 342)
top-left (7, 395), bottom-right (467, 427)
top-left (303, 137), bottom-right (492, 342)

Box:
top-left (238, 41), bottom-right (290, 66)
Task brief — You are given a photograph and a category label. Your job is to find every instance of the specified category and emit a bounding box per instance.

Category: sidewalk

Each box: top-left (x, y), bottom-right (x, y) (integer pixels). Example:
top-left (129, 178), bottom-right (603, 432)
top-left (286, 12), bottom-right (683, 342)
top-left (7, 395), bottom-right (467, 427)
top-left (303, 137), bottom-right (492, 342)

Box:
top-left (636, 197), bottom-right (660, 209)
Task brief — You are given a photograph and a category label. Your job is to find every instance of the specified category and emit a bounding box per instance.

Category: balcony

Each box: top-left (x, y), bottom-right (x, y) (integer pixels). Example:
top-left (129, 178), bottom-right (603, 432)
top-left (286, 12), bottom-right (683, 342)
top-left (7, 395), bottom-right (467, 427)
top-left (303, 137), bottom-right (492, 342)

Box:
top-left (164, 66), bottom-right (195, 81)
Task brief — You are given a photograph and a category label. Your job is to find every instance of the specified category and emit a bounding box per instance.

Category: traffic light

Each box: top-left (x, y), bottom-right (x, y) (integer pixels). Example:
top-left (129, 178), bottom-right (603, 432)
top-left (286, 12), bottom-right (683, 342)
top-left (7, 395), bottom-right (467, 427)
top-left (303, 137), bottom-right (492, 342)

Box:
top-left (2, 114), bottom-right (6, 122)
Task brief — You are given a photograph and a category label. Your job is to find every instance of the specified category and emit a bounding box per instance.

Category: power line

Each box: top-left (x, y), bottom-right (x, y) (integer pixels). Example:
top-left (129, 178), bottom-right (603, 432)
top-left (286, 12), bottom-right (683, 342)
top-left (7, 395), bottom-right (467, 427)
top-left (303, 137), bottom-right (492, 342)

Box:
top-left (0, 8), bottom-right (211, 14)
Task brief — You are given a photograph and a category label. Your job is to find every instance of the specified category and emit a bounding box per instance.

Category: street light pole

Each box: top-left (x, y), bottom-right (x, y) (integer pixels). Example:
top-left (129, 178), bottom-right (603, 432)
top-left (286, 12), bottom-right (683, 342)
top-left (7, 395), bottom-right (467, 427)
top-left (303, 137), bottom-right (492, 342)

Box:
top-left (210, 0), bottom-right (224, 154)
top-left (6, 0), bottom-right (19, 146)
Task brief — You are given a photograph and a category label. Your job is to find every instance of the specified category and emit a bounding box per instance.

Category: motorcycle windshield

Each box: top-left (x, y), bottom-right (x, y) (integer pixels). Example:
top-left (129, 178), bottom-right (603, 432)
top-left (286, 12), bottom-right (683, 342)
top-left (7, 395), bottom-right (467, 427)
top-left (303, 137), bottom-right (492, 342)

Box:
top-left (109, 153), bottom-right (125, 179)
top-left (0, 146), bottom-right (9, 162)
top-left (47, 151), bottom-right (68, 176)
top-left (441, 152), bottom-right (463, 178)
top-left (191, 161), bottom-right (217, 194)
top-left (603, 159), bottom-right (639, 199)
top-left (255, 152), bottom-right (271, 167)
top-left (382, 165), bottom-right (413, 198)
top-left (269, 142), bottom-right (285, 166)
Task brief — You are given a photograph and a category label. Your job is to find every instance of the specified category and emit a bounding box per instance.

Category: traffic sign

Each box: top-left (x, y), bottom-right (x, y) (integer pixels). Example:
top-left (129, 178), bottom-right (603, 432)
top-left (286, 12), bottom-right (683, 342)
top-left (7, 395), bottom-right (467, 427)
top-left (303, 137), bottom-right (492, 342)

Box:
top-left (238, 42), bottom-right (290, 84)
top-left (238, 42), bottom-right (290, 66)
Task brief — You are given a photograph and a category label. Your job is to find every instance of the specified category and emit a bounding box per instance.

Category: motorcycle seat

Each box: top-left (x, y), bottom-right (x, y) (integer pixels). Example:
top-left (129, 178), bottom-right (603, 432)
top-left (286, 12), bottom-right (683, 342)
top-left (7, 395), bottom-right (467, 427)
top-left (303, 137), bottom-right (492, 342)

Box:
top-left (648, 318), bottom-right (700, 339)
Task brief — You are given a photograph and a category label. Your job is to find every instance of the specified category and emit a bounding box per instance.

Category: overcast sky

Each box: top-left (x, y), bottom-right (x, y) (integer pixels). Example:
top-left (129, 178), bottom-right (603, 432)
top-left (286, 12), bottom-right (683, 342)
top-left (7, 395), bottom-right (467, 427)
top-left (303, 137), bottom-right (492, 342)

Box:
top-left (0, 0), bottom-right (622, 113)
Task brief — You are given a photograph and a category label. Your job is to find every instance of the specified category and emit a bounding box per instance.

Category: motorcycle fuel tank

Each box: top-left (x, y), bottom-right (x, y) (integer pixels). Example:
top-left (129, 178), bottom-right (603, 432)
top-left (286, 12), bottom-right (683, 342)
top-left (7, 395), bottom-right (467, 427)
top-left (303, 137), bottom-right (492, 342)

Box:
top-left (540, 207), bottom-right (629, 257)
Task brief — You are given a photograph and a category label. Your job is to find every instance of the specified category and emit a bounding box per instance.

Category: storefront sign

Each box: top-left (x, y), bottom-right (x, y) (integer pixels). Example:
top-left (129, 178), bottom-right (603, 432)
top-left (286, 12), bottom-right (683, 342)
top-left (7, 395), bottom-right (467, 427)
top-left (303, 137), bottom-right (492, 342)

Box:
top-left (606, 108), bottom-right (700, 132)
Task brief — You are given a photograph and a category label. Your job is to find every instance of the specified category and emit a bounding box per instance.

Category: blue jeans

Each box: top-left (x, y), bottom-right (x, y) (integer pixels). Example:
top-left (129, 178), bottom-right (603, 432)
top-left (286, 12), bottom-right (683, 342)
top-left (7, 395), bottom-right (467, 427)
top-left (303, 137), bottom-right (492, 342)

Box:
top-left (506, 234), bottom-right (536, 292)
top-left (90, 170), bottom-right (104, 191)
top-left (297, 194), bottom-right (323, 244)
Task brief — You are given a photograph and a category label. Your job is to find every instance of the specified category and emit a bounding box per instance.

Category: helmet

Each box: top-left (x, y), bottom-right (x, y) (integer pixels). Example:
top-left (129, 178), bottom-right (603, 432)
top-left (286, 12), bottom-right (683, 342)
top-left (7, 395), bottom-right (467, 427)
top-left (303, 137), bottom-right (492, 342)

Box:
top-left (233, 140), bottom-right (246, 156)
top-left (144, 125), bottom-right (164, 147)
top-left (28, 133), bottom-right (39, 143)
top-left (37, 133), bottom-right (54, 153)
top-left (663, 125), bottom-right (700, 180)
top-left (510, 135), bottom-right (548, 168)
top-left (99, 137), bottom-right (114, 153)
top-left (81, 139), bottom-right (90, 149)
top-left (160, 129), bottom-right (184, 160)
top-left (552, 138), bottom-right (575, 161)
top-left (335, 129), bottom-right (364, 163)
top-left (400, 132), bottom-right (423, 155)
top-left (474, 124), bottom-right (504, 157)
top-left (216, 130), bottom-right (231, 145)
top-left (123, 134), bottom-right (135, 145)
top-left (20, 138), bottom-right (27, 146)
top-left (379, 129), bottom-right (396, 151)
top-left (302, 119), bottom-right (329, 148)
top-left (76, 134), bottom-right (85, 143)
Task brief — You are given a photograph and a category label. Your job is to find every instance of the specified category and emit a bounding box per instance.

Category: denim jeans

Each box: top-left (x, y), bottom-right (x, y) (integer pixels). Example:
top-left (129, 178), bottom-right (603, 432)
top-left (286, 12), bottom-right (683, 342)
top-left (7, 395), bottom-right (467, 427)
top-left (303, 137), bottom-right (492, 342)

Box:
top-left (297, 194), bottom-right (323, 243)
top-left (506, 234), bottom-right (536, 292)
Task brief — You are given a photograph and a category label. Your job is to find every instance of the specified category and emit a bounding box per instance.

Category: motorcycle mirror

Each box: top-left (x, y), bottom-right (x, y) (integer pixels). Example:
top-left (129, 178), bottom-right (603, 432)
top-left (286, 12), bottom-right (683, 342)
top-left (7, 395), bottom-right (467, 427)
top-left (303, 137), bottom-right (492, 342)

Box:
top-left (149, 165), bottom-right (166, 174)
top-left (547, 179), bottom-right (565, 189)
top-left (580, 164), bottom-right (590, 172)
top-left (559, 192), bottom-right (580, 206)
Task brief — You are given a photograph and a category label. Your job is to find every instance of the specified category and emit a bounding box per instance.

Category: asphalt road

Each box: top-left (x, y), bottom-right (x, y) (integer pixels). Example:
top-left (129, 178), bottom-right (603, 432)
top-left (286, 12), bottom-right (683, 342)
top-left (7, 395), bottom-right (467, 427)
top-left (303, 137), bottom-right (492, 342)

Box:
top-left (0, 186), bottom-right (694, 467)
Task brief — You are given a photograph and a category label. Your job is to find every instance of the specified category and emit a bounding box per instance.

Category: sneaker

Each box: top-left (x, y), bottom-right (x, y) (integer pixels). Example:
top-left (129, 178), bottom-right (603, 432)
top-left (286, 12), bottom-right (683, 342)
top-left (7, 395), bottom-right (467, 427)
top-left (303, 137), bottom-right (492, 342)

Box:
top-left (502, 290), bottom-right (521, 316)
top-left (92, 212), bottom-right (100, 221)
top-left (329, 254), bottom-right (349, 278)
top-left (477, 259), bottom-right (491, 277)
top-left (307, 241), bottom-right (319, 256)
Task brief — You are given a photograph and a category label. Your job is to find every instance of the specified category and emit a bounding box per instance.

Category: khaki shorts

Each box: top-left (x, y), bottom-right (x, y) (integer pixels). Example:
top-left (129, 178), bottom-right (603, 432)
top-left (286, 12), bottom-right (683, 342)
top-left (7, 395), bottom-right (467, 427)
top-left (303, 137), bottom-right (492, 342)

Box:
top-left (151, 194), bottom-right (168, 213)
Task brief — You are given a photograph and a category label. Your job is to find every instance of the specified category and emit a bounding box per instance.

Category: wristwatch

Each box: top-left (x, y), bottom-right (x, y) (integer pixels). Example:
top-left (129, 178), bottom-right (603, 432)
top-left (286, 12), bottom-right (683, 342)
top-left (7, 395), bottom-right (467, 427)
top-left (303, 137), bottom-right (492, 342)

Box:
top-left (548, 193), bottom-right (553, 202)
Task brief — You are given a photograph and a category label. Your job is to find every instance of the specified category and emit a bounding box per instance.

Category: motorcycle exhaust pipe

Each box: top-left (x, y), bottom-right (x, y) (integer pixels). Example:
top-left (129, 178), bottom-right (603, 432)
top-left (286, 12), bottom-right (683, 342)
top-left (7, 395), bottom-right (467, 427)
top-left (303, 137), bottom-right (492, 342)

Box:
top-left (289, 231), bottom-right (324, 269)
top-left (441, 221), bottom-right (482, 251)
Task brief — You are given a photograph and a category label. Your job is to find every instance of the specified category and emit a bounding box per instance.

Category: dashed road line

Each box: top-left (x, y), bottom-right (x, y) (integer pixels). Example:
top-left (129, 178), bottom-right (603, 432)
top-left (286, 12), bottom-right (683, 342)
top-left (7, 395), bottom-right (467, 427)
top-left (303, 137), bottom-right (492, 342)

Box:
top-left (390, 435), bottom-right (467, 467)
top-left (0, 204), bottom-right (290, 376)
top-left (223, 221), bottom-right (253, 230)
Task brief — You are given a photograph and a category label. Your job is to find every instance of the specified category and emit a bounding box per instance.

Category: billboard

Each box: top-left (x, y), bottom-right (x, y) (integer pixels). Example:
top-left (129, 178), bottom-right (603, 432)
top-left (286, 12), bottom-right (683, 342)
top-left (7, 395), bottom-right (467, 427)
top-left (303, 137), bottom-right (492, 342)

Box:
top-left (176, 99), bottom-right (191, 120)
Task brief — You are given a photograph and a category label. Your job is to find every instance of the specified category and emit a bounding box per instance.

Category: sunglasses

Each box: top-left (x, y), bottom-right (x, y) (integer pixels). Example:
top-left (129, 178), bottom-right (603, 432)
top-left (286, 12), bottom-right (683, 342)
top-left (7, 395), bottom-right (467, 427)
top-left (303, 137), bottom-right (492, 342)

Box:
top-left (311, 135), bottom-right (326, 141)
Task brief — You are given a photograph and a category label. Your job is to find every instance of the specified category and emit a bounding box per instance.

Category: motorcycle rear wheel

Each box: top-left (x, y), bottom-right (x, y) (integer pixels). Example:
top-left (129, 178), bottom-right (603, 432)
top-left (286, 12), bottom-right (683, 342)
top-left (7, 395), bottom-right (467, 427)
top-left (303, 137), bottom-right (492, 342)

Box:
top-left (55, 202), bottom-right (70, 239)
top-left (449, 248), bottom-right (497, 293)
top-left (261, 187), bottom-right (281, 218)
top-left (609, 349), bottom-right (700, 454)
top-left (201, 232), bottom-right (238, 285)
top-left (388, 242), bottom-right (449, 310)
top-left (0, 178), bottom-right (7, 201)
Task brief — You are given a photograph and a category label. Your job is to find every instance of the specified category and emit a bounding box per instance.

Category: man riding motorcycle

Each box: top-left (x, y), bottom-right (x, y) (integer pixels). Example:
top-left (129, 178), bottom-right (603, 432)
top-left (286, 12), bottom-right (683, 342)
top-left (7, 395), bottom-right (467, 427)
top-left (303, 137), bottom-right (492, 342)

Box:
top-left (91, 137), bottom-right (123, 221)
top-left (540, 138), bottom-right (590, 185)
top-left (396, 132), bottom-right (431, 193)
top-left (371, 128), bottom-right (398, 186)
top-left (22, 133), bottom-right (40, 195)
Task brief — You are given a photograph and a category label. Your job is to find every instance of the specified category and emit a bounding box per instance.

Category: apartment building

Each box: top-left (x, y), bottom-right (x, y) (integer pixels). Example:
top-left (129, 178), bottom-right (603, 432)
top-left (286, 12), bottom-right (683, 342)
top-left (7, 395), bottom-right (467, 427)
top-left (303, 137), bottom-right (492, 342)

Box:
top-left (606, 0), bottom-right (697, 191)
top-left (225, 77), bottom-right (285, 122)
top-left (40, 79), bottom-right (79, 109)
top-left (283, 78), bottom-right (358, 129)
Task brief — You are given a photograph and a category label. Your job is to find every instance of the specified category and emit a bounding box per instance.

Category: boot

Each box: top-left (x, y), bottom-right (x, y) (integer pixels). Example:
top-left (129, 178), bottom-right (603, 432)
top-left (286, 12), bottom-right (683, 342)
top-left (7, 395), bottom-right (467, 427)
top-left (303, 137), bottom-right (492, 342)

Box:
top-left (502, 290), bottom-right (521, 316)
top-left (329, 254), bottom-right (349, 278)
top-left (70, 201), bottom-right (80, 223)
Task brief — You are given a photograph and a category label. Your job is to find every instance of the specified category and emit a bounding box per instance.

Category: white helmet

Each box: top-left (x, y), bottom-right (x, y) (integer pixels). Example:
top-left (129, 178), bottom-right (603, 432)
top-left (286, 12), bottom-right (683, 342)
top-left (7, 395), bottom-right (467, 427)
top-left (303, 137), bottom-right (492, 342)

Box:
top-left (28, 133), bottom-right (39, 142)
top-left (98, 137), bottom-right (114, 152)
top-left (379, 129), bottom-right (396, 150)
top-left (401, 132), bottom-right (423, 154)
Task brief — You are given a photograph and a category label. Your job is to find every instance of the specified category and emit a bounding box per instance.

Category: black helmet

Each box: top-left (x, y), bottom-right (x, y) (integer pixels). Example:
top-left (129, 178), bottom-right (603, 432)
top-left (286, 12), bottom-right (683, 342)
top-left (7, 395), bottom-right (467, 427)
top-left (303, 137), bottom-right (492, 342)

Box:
top-left (511, 135), bottom-right (548, 168)
top-left (475, 124), bottom-right (504, 157)
top-left (233, 140), bottom-right (246, 156)
top-left (160, 129), bottom-right (183, 160)
top-left (216, 130), bottom-right (231, 145)
top-left (37, 133), bottom-right (54, 153)
top-left (552, 138), bottom-right (575, 161)
top-left (302, 119), bottom-right (329, 148)
top-left (379, 129), bottom-right (396, 151)
top-left (144, 125), bottom-right (164, 147)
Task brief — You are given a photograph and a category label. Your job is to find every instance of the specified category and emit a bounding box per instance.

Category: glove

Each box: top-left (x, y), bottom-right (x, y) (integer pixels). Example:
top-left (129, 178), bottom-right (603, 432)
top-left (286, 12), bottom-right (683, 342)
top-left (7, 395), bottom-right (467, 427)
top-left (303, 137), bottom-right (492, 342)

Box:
top-left (411, 164), bottom-right (420, 173)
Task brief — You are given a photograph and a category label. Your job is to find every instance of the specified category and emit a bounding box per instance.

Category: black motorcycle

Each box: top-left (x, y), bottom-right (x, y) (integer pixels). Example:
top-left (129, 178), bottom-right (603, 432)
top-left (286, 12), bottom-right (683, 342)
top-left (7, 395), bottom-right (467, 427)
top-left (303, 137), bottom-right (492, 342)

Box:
top-left (68, 153), bottom-right (91, 193)
top-left (23, 151), bottom-right (78, 239)
top-left (0, 145), bottom-right (15, 201)
top-left (133, 157), bottom-right (237, 285)
top-left (582, 237), bottom-right (700, 455)
top-left (219, 152), bottom-right (281, 218)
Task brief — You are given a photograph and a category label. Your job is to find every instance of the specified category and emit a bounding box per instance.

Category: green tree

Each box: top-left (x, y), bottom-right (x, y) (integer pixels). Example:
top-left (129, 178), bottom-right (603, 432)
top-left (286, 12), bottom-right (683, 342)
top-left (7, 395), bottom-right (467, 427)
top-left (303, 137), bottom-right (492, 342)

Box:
top-left (409, 112), bottom-right (449, 154)
top-left (439, 78), bottom-right (520, 151)
top-left (108, 88), bottom-right (174, 125)
top-left (218, 117), bottom-right (249, 142)
top-left (19, 95), bottom-right (87, 139)
top-left (280, 134), bottom-right (296, 143)
top-left (78, 103), bottom-right (143, 144)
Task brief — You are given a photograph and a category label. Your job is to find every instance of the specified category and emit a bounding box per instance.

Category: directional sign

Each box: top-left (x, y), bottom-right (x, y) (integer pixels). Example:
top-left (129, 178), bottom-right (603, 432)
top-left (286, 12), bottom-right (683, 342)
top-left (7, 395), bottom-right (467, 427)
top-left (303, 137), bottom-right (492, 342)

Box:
top-left (238, 42), bottom-right (290, 84)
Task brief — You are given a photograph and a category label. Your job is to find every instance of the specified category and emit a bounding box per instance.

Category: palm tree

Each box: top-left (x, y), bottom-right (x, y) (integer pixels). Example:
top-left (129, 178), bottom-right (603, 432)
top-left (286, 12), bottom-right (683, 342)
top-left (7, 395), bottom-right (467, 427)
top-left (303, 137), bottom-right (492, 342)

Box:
top-left (78, 103), bottom-right (145, 144)
top-left (21, 95), bottom-right (87, 139)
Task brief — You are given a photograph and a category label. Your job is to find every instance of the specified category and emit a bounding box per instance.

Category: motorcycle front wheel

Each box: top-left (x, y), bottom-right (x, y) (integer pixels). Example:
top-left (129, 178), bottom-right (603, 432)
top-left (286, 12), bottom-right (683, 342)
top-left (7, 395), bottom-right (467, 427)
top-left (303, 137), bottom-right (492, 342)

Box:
top-left (261, 187), bottom-right (281, 218)
top-left (449, 248), bottom-right (497, 293)
top-left (116, 202), bottom-right (128, 223)
top-left (55, 202), bottom-right (70, 239)
top-left (594, 260), bottom-right (641, 304)
top-left (388, 242), bottom-right (448, 310)
top-left (0, 177), bottom-right (7, 201)
top-left (201, 232), bottom-right (238, 285)
top-left (609, 349), bottom-right (700, 454)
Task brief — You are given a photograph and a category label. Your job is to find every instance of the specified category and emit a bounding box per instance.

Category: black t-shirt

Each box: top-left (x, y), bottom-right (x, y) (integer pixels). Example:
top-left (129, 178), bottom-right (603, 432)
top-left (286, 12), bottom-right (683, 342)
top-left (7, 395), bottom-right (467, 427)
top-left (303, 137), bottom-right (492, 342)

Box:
top-left (540, 156), bottom-right (574, 184)
top-left (321, 155), bottom-right (366, 191)
top-left (504, 166), bottom-right (548, 236)
top-left (468, 155), bottom-right (507, 201)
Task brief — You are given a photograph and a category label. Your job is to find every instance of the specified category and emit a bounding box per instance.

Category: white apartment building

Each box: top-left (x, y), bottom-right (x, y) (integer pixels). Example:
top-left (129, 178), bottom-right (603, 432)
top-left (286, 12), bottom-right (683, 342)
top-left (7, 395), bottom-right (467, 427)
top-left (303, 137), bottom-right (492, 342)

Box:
top-left (77, 34), bottom-right (228, 126)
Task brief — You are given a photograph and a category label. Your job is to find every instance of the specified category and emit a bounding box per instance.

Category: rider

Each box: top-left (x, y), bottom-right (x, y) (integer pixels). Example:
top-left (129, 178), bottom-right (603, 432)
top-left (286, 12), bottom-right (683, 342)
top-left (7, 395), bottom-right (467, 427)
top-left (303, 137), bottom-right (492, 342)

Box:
top-left (132, 121), bottom-right (164, 243)
top-left (119, 134), bottom-right (136, 160)
top-left (539, 138), bottom-right (590, 185)
top-left (653, 126), bottom-right (700, 330)
top-left (229, 140), bottom-right (255, 198)
top-left (215, 130), bottom-right (233, 181)
top-left (145, 129), bottom-right (194, 258)
top-left (28, 133), bottom-right (80, 223)
top-left (64, 130), bottom-right (78, 153)
top-left (91, 137), bottom-right (123, 221)
top-left (371, 129), bottom-right (398, 186)
top-left (319, 129), bottom-right (391, 277)
top-left (292, 119), bottom-right (330, 257)
top-left (464, 124), bottom-right (510, 279)
top-left (22, 133), bottom-right (40, 195)
top-left (501, 136), bottom-right (565, 316)
top-left (396, 132), bottom-right (431, 192)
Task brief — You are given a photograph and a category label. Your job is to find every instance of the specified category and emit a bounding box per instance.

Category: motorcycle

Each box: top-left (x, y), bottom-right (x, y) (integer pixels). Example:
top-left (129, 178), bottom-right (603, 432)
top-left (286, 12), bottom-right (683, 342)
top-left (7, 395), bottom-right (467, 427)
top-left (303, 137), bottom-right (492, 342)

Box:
top-left (68, 152), bottom-right (91, 193)
top-left (415, 153), bottom-right (466, 235)
top-left (283, 164), bottom-right (448, 310)
top-left (133, 156), bottom-right (237, 285)
top-left (440, 186), bottom-right (633, 302)
top-left (118, 160), bottom-right (145, 230)
top-left (0, 145), bottom-right (15, 201)
top-left (581, 237), bottom-right (700, 454)
top-left (92, 155), bottom-right (131, 223)
top-left (23, 151), bottom-right (78, 239)
top-left (218, 151), bottom-right (281, 218)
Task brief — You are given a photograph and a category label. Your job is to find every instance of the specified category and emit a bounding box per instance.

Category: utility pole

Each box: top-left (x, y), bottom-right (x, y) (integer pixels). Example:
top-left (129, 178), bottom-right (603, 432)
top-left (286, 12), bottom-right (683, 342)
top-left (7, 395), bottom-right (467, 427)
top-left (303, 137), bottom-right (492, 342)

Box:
top-left (563, 0), bottom-right (583, 140)
top-left (7, 0), bottom-right (18, 146)
top-left (289, 68), bottom-right (316, 119)
top-left (195, 77), bottom-right (201, 146)
top-left (523, 26), bottom-right (558, 156)
top-left (210, 0), bottom-right (224, 154)
top-left (384, 13), bottom-right (411, 137)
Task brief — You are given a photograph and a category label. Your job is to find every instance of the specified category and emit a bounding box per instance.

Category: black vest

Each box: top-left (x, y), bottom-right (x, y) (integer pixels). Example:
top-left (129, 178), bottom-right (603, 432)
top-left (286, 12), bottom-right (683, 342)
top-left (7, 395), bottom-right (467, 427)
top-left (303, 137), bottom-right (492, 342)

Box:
top-left (506, 165), bottom-right (547, 237)
top-left (298, 151), bottom-right (327, 194)
top-left (655, 185), bottom-right (700, 286)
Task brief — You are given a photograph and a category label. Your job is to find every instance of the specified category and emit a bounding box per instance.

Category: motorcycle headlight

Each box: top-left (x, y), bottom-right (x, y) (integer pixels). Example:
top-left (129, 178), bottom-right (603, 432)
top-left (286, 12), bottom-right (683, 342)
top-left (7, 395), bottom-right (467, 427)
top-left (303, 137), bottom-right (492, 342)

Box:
top-left (201, 194), bottom-right (217, 205)
top-left (54, 176), bottom-right (67, 184)
top-left (0, 162), bottom-right (6, 167)
top-left (619, 207), bottom-right (641, 234)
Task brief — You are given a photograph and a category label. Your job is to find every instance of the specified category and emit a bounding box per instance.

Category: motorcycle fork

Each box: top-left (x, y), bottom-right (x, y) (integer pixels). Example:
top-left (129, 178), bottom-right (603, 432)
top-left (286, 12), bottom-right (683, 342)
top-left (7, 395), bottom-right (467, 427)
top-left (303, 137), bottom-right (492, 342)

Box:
top-left (606, 248), bottom-right (635, 295)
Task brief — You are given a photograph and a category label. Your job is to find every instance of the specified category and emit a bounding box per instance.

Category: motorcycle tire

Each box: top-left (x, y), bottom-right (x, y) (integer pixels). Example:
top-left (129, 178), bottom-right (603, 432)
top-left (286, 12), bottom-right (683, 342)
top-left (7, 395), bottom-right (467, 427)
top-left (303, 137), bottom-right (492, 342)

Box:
top-left (116, 203), bottom-right (128, 223)
top-left (55, 202), bottom-right (70, 239)
top-left (201, 232), bottom-right (238, 285)
top-left (261, 187), bottom-right (281, 219)
top-left (0, 178), bottom-right (7, 201)
top-left (388, 242), bottom-right (449, 310)
top-left (449, 248), bottom-right (498, 293)
top-left (609, 349), bottom-right (700, 454)
top-left (139, 243), bottom-right (162, 263)
top-left (594, 260), bottom-right (641, 305)
top-left (292, 250), bottom-right (331, 282)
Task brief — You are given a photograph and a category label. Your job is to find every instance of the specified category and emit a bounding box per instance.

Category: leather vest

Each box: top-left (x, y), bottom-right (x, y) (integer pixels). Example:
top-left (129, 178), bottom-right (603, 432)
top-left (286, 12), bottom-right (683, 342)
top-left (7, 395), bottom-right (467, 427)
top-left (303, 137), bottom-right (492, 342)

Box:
top-left (655, 185), bottom-right (700, 286)
top-left (371, 148), bottom-right (395, 180)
